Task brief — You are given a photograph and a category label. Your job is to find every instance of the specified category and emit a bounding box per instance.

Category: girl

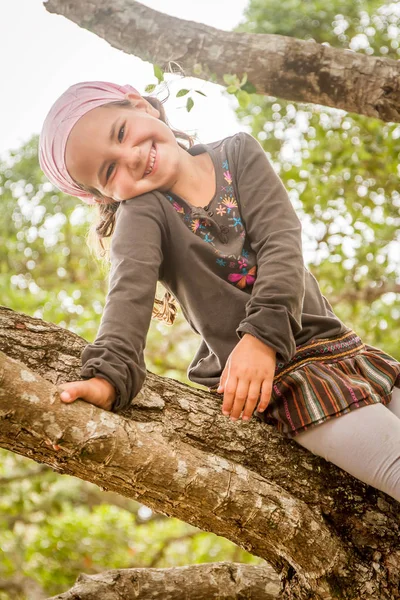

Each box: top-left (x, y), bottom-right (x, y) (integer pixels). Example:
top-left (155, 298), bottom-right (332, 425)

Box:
top-left (39, 81), bottom-right (400, 501)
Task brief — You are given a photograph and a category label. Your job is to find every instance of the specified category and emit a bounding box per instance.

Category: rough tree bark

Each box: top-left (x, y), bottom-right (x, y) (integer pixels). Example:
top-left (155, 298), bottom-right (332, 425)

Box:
top-left (44, 0), bottom-right (400, 122)
top-left (48, 563), bottom-right (280, 600)
top-left (0, 306), bottom-right (399, 600)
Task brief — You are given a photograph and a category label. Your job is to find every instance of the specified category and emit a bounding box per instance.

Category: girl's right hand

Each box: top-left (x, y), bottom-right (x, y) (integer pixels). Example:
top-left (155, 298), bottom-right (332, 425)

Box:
top-left (58, 377), bottom-right (116, 411)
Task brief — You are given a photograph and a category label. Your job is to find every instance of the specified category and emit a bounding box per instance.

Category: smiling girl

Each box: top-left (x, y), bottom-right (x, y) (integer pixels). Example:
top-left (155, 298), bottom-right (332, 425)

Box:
top-left (39, 81), bottom-right (400, 501)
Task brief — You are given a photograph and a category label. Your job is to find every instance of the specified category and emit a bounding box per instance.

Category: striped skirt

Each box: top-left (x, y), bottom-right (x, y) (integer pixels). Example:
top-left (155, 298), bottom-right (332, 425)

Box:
top-left (257, 330), bottom-right (400, 438)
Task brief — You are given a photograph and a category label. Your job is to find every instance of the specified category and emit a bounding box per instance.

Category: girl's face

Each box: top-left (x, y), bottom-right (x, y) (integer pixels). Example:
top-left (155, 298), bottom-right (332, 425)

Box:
top-left (65, 93), bottom-right (182, 202)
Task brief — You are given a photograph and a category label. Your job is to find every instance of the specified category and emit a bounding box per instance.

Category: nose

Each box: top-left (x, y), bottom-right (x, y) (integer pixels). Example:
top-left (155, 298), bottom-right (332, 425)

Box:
top-left (121, 145), bottom-right (141, 173)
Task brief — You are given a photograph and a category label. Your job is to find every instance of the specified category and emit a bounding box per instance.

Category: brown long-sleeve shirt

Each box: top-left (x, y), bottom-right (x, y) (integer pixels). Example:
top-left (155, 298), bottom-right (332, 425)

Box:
top-left (81, 132), bottom-right (347, 411)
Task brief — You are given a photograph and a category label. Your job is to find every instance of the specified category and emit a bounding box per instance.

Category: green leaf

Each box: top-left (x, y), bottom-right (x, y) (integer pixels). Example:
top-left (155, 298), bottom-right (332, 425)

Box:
top-left (195, 90), bottom-right (207, 97)
top-left (153, 64), bottom-right (164, 83)
top-left (241, 81), bottom-right (257, 94)
top-left (145, 84), bottom-right (156, 93)
top-left (240, 73), bottom-right (248, 87)
top-left (223, 73), bottom-right (238, 86)
top-left (186, 97), bottom-right (194, 112)
top-left (176, 89), bottom-right (190, 97)
top-left (226, 85), bottom-right (238, 94)
top-left (236, 89), bottom-right (250, 108)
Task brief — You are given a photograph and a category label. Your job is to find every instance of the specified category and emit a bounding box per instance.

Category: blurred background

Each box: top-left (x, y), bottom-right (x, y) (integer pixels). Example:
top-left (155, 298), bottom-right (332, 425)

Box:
top-left (1, 0), bottom-right (400, 597)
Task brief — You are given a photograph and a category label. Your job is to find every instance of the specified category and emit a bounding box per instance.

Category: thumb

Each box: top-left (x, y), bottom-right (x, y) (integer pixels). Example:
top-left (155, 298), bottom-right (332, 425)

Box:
top-left (58, 382), bottom-right (87, 403)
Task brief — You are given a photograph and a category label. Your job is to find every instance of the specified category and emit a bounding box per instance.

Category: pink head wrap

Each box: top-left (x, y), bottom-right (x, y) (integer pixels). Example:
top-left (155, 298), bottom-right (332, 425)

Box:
top-left (39, 81), bottom-right (139, 204)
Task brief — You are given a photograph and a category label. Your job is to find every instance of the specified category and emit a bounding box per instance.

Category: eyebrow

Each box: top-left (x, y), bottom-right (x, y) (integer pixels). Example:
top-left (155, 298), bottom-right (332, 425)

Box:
top-left (97, 119), bottom-right (118, 185)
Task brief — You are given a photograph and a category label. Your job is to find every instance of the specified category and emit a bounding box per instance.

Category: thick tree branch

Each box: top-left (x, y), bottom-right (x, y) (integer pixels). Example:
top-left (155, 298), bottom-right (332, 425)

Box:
top-left (1, 306), bottom-right (400, 599)
top-left (331, 282), bottom-right (400, 305)
top-left (0, 350), bottom-right (349, 596)
top-left (44, 0), bottom-right (400, 122)
top-left (47, 562), bottom-right (279, 600)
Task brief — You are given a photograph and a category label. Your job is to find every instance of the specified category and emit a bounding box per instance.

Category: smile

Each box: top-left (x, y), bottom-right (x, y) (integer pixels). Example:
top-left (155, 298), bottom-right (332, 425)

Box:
top-left (144, 144), bottom-right (157, 176)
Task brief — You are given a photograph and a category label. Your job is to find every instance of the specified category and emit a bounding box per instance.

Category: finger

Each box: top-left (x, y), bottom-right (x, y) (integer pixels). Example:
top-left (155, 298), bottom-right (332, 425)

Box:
top-left (229, 379), bottom-right (250, 421)
top-left (218, 356), bottom-right (232, 393)
top-left (241, 380), bottom-right (262, 421)
top-left (221, 374), bottom-right (238, 416)
top-left (257, 379), bottom-right (273, 413)
top-left (58, 382), bottom-right (88, 404)
top-left (217, 369), bottom-right (226, 394)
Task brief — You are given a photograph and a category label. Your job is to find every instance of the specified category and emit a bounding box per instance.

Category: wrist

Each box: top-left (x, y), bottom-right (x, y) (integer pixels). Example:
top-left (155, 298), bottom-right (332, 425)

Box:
top-left (242, 333), bottom-right (276, 357)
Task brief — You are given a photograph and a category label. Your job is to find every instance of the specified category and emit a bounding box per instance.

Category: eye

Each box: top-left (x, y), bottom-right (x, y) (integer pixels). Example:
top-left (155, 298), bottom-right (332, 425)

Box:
top-left (118, 124), bottom-right (125, 143)
top-left (106, 163), bottom-right (115, 182)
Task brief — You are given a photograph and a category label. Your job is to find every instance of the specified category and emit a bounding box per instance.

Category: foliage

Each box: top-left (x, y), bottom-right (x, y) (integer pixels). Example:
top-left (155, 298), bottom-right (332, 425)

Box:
top-left (235, 0), bottom-right (400, 358)
top-left (1, 0), bottom-right (400, 596)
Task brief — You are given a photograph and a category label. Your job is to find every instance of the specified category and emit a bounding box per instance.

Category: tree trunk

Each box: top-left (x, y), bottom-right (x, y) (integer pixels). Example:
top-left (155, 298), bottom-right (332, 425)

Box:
top-left (0, 306), bottom-right (399, 599)
top-left (47, 562), bottom-right (280, 600)
top-left (44, 0), bottom-right (400, 122)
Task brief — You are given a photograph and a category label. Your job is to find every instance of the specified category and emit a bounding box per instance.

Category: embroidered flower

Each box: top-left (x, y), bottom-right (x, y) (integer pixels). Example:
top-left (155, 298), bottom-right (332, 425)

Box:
top-left (238, 257), bottom-right (247, 269)
top-left (191, 218), bottom-right (202, 233)
top-left (223, 170), bottom-right (232, 185)
top-left (221, 196), bottom-right (238, 213)
top-left (228, 266), bottom-right (257, 289)
top-left (216, 204), bottom-right (227, 216)
top-left (229, 261), bottom-right (236, 268)
top-left (173, 202), bottom-right (184, 213)
top-left (216, 258), bottom-right (226, 267)
top-left (242, 249), bottom-right (249, 258)
top-left (222, 160), bottom-right (229, 170)
top-left (203, 233), bottom-right (214, 243)
top-left (231, 216), bottom-right (242, 229)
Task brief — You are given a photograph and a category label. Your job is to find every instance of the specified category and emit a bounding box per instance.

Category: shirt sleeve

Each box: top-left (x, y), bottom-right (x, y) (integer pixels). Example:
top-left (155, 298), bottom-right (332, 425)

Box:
top-left (80, 194), bottom-right (165, 411)
top-left (233, 132), bottom-right (305, 362)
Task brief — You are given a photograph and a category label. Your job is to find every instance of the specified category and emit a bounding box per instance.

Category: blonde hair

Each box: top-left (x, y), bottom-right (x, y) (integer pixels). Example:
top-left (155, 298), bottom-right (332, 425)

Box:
top-left (82, 95), bottom-right (194, 325)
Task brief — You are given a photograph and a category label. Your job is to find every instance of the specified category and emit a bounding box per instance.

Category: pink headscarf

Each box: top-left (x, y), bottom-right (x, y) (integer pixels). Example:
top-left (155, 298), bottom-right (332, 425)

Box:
top-left (39, 81), bottom-right (139, 204)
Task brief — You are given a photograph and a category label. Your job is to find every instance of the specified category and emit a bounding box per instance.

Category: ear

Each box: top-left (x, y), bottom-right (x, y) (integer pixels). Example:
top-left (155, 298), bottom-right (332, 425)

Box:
top-left (124, 92), bottom-right (160, 119)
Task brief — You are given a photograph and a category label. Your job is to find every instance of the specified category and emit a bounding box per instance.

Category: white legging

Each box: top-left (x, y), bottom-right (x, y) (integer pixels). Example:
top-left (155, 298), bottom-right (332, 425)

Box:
top-left (295, 387), bottom-right (400, 502)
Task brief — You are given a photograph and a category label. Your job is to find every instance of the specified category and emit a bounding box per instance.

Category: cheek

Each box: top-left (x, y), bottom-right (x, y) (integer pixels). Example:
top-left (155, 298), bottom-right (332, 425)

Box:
top-left (111, 173), bottom-right (138, 201)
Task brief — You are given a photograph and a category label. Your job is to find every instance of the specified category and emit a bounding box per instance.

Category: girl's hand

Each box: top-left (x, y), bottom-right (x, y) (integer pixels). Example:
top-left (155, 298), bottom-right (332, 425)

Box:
top-left (58, 377), bottom-right (116, 411)
top-left (218, 334), bottom-right (276, 421)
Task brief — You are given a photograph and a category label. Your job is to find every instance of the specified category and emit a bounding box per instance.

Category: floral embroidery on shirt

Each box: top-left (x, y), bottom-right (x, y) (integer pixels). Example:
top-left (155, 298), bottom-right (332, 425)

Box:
top-left (230, 216), bottom-right (242, 230)
top-left (164, 150), bottom-right (257, 290)
top-left (220, 197), bottom-right (237, 213)
top-left (228, 266), bottom-right (257, 289)
top-left (223, 170), bottom-right (232, 185)
top-left (173, 201), bottom-right (184, 214)
top-left (203, 233), bottom-right (214, 243)
top-left (191, 218), bottom-right (202, 233)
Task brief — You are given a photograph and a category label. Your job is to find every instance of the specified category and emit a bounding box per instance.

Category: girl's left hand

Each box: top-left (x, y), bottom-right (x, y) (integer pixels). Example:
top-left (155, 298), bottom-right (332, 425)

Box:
top-left (218, 334), bottom-right (276, 421)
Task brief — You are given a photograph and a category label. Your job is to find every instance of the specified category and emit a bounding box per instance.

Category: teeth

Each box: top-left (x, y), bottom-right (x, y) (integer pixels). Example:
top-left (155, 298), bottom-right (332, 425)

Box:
top-left (145, 145), bottom-right (156, 175)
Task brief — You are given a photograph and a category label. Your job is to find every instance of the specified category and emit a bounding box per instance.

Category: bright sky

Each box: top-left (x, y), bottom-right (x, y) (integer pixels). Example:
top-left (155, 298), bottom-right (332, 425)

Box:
top-left (0, 0), bottom-right (249, 157)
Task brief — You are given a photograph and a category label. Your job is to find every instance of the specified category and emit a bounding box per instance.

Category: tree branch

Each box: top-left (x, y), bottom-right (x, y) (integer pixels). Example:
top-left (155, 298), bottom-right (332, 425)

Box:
top-left (44, 0), bottom-right (400, 122)
top-left (331, 282), bottom-right (400, 305)
top-left (1, 306), bottom-right (399, 599)
top-left (47, 562), bottom-right (279, 600)
top-left (0, 349), bottom-right (348, 591)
